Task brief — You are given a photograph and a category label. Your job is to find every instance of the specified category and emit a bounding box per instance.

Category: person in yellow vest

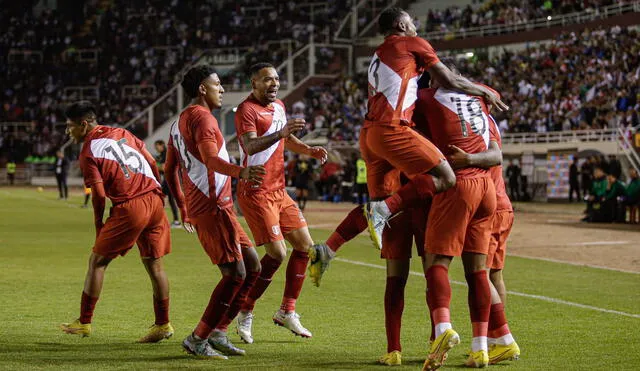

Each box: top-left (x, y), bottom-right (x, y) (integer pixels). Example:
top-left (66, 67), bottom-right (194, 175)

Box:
top-left (6, 160), bottom-right (16, 185)
top-left (355, 156), bottom-right (368, 205)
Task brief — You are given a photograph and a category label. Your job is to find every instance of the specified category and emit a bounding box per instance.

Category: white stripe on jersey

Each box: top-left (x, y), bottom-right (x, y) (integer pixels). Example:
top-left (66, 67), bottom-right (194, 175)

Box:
top-left (170, 122), bottom-right (210, 197)
top-left (368, 53), bottom-right (419, 112)
top-left (433, 89), bottom-right (490, 148)
top-left (90, 138), bottom-right (159, 185)
top-left (214, 136), bottom-right (231, 198)
top-left (240, 103), bottom-right (286, 167)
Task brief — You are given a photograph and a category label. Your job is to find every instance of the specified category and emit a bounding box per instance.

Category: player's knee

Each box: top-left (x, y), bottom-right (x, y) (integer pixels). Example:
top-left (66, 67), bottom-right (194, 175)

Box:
top-left (265, 243), bottom-right (287, 262)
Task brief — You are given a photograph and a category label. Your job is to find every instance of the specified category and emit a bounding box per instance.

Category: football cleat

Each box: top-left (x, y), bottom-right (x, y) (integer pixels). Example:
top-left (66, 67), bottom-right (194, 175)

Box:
top-left (489, 342), bottom-right (520, 364)
top-left (60, 319), bottom-right (91, 337)
top-left (379, 350), bottom-right (402, 366)
top-left (422, 328), bottom-right (460, 371)
top-left (236, 311), bottom-right (254, 344)
top-left (182, 334), bottom-right (227, 359)
top-left (208, 330), bottom-right (246, 356)
top-left (272, 310), bottom-right (312, 338)
top-left (364, 202), bottom-right (388, 250)
top-left (308, 243), bottom-right (334, 287)
top-left (464, 350), bottom-right (489, 368)
top-left (137, 322), bottom-right (174, 343)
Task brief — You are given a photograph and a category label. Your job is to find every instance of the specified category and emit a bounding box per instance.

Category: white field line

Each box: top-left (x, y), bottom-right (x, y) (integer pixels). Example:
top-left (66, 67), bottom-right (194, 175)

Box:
top-left (333, 257), bottom-right (640, 319)
top-left (507, 253), bottom-right (640, 274)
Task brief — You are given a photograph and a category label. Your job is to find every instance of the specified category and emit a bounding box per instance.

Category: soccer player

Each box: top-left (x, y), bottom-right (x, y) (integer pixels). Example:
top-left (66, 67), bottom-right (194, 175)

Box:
top-left (362, 7), bottom-right (508, 249)
top-left (234, 62), bottom-right (328, 341)
top-left (163, 65), bottom-right (266, 359)
top-left (153, 140), bottom-right (181, 227)
top-left (61, 101), bottom-right (174, 343)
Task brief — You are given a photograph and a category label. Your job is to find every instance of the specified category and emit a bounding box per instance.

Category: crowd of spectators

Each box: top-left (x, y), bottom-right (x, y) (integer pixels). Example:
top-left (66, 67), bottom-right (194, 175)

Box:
top-left (422, 0), bottom-right (628, 35)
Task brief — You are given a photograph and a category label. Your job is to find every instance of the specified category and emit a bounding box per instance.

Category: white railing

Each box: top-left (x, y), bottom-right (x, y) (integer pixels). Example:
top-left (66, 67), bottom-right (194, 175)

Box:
top-left (421, 1), bottom-right (640, 41)
top-left (501, 128), bottom-right (619, 145)
top-left (616, 127), bottom-right (640, 174)
top-left (121, 85), bottom-right (158, 99)
top-left (334, 0), bottom-right (399, 42)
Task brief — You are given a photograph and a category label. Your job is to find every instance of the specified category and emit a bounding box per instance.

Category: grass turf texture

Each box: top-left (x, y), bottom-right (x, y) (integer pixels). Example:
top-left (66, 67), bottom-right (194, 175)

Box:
top-left (1, 188), bottom-right (639, 370)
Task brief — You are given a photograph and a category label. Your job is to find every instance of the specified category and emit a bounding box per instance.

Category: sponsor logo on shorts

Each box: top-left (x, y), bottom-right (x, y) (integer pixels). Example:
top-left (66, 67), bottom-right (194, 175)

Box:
top-left (272, 225), bottom-right (281, 236)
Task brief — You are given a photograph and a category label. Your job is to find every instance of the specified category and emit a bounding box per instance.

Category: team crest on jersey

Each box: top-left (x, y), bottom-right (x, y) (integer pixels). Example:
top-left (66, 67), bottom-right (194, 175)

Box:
top-left (272, 225), bottom-right (281, 236)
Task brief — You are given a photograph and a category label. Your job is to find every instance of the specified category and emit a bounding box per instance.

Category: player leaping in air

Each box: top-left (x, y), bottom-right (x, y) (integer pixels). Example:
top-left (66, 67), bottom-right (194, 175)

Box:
top-left (232, 62), bottom-right (328, 342)
top-left (61, 101), bottom-right (174, 343)
top-left (164, 65), bottom-right (266, 359)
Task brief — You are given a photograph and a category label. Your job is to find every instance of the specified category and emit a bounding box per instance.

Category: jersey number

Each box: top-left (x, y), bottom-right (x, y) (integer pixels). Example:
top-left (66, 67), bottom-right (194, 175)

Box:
top-left (104, 138), bottom-right (143, 179)
top-left (450, 96), bottom-right (486, 137)
top-left (172, 132), bottom-right (193, 172)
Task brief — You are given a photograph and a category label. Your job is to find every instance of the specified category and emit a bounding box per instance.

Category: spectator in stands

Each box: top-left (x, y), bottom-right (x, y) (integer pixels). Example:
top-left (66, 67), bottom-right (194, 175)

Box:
top-left (506, 160), bottom-right (521, 201)
top-left (54, 150), bottom-right (68, 200)
top-left (569, 157), bottom-right (580, 202)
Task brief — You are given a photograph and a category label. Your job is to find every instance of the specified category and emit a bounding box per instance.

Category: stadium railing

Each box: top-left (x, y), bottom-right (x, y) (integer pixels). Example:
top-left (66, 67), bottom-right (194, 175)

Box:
top-left (62, 86), bottom-right (100, 101)
top-left (334, 0), bottom-right (400, 42)
top-left (419, 1), bottom-right (640, 41)
top-left (501, 128), bottom-right (619, 145)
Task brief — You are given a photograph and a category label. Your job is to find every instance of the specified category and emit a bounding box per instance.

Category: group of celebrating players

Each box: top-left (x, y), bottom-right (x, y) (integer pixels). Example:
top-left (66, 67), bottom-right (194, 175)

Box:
top-left (60, 7), bottom-right (520, 370)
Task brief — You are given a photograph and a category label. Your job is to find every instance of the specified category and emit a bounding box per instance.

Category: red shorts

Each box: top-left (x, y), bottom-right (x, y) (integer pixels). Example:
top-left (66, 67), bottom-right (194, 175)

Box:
top-left (381, 200), bottom-right (431, 260)
top-left (94, 191), bottom-right (170, 260)
top-left (360, 125), bottom-right (445, 198)
top-left (486, 210), bottom-right (514, 270)
top-left (426, 177), bottom-right (496, 257)
top-left (238, 189), bottom-right (307, 246)
top-left (191, 207), bottom-right (252, 265)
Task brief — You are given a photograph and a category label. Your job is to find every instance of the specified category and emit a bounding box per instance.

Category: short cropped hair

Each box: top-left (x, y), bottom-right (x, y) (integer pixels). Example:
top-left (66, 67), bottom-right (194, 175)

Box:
top-left (65, 101), bottom-right (97, 121)
top-left (378, 7), bottom-right (406, 35)
top-left (181, 65), bottom-right (217, 98)
top-left (249, 62), bottom-right (275, 77)
top-left (154, 140), bottom-right (166, 146)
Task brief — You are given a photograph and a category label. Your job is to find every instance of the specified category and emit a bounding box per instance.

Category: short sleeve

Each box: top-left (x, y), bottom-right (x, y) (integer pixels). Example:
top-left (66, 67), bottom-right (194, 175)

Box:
top-left (234, 103), bottom-right (257, 136)
top-left (192, 110), bottom-right (218, 144)
top-left (407, 37), bottom-right (440, 70)
top-left (80, 153), bottom-right (103, 187)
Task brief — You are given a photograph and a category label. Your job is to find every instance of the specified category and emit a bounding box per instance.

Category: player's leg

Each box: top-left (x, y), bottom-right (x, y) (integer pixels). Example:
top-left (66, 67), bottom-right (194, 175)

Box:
top-left (301, 188), bottom-right (308, 210)
top-left (364, 127), bottom-right (454, 249)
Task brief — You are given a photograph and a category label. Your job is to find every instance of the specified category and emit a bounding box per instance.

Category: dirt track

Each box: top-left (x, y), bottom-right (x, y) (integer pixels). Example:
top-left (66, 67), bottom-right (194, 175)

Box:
top-left (302, 201), bottom-right (640, 273)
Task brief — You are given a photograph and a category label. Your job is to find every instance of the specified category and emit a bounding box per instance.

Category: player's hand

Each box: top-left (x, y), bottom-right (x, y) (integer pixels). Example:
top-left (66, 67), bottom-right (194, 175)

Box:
top-left (483, 90), bottom-right (509, 112)
top-left (309, 146), bottom-right (328, 164)
top-left (447, 145), bottom-right (471, 169)
top-left (240, 165), bottom-right (267, 184)
top-left (178, 206), bottom-right (195, 233)
top-left (280, 119), bottom-right (306, 138)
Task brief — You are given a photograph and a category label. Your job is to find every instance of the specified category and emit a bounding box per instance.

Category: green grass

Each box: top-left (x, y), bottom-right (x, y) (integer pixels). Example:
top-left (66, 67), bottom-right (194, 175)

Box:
top-left (1, 188), bottom-right (639, 370)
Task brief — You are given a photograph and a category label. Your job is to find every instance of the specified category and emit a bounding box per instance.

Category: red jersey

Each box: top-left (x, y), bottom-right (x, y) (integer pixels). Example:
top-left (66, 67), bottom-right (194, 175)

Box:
top-left (79, 125), bottom-right (160, 204)
top-left (414, 87), bottom-right (492, 179)
top-left (488, 115), bottom-right (513, 212)
top-left (168, 105), bottom-right (233, 217)
top-left (235, 94), bottom-right (287, 194)
top-left (364, 35), bottom-right (440, 127)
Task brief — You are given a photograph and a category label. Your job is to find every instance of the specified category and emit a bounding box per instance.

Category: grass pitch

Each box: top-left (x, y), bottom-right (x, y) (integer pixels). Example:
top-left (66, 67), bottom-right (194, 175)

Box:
top-left (0, 188), bottom-right (639, 370)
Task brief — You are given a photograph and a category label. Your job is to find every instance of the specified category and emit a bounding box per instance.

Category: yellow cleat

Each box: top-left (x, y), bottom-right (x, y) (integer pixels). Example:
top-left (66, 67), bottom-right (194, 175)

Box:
top-left (137, 322), bottom-right (174, 343)
top-left (378, 350), bottom-right (402, 366)
top-left (489, 342), bottom-right (520, 364)
top-left (60, 319), bottom-right (91, 337)
top-left (464, 350), bottom-right (489, 368)
top-left (422, 328), bottom-right (460, 371)
top-left (307, 243), bottom-right (333, 287)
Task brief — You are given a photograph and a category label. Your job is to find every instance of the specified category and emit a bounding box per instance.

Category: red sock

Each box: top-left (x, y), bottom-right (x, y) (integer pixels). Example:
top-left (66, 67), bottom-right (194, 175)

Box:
top-left (425, 265), bottom-right (451, 327)
top-left (488, 303), bottom-right (511, 338)
top-left (194, 275), bottom-right (244, 339)
top-left (466, 270), bottom-right (491, 338)
top-left (241, 254), bottom-right (282, 312)
top-left (281, 249), bottom-right (309, 312)
top-left (216, 270), bottom-right (260, 331)
top-left (79, 291), bottom-right (99, 324)
top-left (385, 174), bottom-right (436, 214)
top-left (326, 205), bottom-right (368, 252)
top-left (426, 290), bottom-right (435, 341)
top-left (385, 276), bottom-right (407, 352)
top-left (153, 296), bottom-right (170, 325)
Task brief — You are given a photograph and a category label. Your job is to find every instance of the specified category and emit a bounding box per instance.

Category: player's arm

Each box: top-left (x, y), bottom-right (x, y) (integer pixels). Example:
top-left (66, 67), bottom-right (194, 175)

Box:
top-left (239, 118), bottom-right (306, 155)
top-left (447, 141), bottom-right (502, 170)
top-left (285, 135), bottom-right (328, 164)
top-left (428, 62), bottom-right (509, 112)
top-left (197, 140), bottom-right (266, 183)
top-left (81, 155), bottom-right (106, 237)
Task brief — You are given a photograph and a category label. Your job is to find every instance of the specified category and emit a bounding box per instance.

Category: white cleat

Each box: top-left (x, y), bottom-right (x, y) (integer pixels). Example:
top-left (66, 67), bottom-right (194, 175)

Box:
top-left (236, 311), bottom-right (254, 344)
top-left (272, 310), bottom-right (312, 338)
top-left (182, 334), bottom-right (228, 359)
top-left (364, 201), bottom-right (390, 250)
top-left (208, 330), bottom-right (246, 356)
